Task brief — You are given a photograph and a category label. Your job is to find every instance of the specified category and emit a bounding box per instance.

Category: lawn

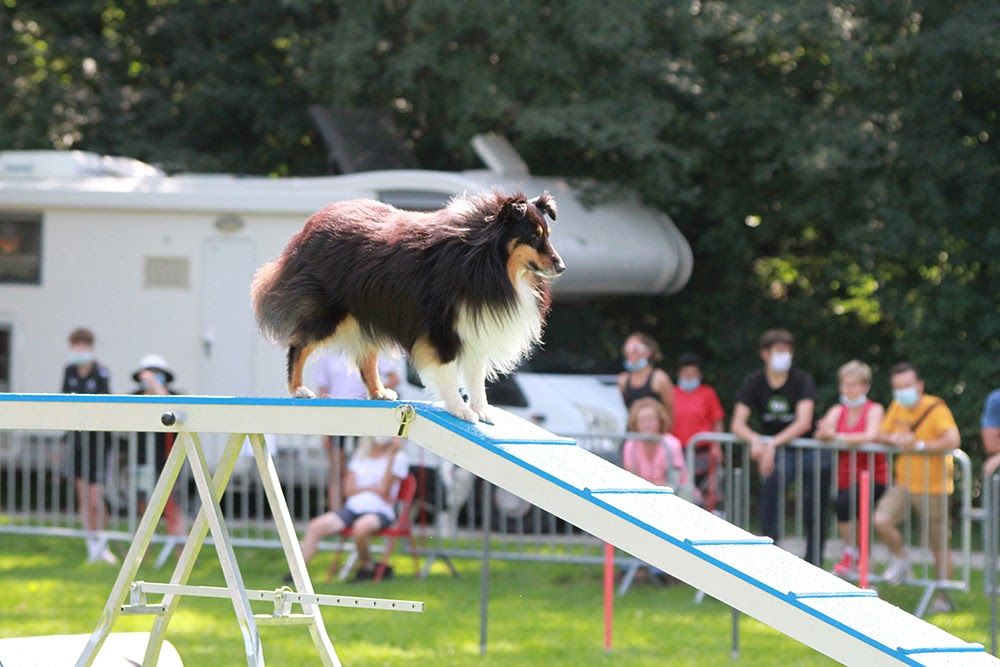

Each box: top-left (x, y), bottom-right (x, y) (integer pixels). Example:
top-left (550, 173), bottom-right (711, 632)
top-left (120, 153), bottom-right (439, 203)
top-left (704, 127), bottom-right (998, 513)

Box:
top-left (0, 533), bottom-right (991, 666)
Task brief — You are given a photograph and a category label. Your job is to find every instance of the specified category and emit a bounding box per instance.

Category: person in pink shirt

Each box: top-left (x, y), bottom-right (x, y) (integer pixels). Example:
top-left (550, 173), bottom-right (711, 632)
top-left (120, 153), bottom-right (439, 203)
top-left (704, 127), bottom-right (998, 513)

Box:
top-left (623, 398), bottom-right (696, 500)
top-left (672, 353), bottom-right (725, 510)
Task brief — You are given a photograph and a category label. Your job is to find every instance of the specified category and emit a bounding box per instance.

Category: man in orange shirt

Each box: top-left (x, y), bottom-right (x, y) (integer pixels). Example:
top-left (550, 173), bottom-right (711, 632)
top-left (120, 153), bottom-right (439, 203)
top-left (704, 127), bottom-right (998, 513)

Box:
top-left (874, 362), bottom-right (960, 613)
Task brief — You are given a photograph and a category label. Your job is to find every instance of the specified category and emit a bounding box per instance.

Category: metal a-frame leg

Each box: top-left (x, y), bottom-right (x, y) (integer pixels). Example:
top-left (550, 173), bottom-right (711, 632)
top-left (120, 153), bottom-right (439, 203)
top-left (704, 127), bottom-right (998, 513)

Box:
top-left (75, 432), bottom-right (190, 667)
top-left (248, 433), bottom-right (340, 667)
top-left (181, 431), bottom-right (264, 666)
top-left (143, 432), bottom-right (247, 665)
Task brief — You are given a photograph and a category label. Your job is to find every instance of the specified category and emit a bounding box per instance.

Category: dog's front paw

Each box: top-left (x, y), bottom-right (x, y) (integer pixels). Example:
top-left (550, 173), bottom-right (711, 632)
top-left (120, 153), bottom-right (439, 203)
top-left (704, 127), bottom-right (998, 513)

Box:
top-left (446, 403), bottom-right (480, 424)
top-left (373, 388), bottom-right (398, 401)
top-left (471, 404), bottom-right (495, 425)
top-left (293, 386), bottom-right (316, 399)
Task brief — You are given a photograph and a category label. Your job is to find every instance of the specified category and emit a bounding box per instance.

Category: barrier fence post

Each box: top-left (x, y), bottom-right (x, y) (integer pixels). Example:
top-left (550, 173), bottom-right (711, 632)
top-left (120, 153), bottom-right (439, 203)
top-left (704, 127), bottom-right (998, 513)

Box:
top-left (604, 542), bottom-right (614, 651)
top-left (991, 473), bottom-right (999, 656)
top-left (859, 470), bottom-right (870, 590)
top-left (480, 479), bottom-right (492, 656)
top-left (731, 467), bottom-right (742, 660)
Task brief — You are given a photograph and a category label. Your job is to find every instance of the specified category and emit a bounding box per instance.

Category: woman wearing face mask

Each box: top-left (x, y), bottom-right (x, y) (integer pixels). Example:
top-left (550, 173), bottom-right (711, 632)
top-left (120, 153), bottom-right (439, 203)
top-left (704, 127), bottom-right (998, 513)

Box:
top-left (672, 353), bottom-right (725, 510)
top-left (815, 360), bottom-right (886, 578)
top-left (126, 353), bottom-right (187, 539)
top-left (617, 332), bottom-right (674, 425)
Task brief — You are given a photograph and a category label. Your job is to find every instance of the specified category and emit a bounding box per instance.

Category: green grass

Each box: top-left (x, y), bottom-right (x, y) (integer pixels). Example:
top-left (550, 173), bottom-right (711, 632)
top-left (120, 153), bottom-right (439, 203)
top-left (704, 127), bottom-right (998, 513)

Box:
top-left (0, 534), bottom-right (992, 666)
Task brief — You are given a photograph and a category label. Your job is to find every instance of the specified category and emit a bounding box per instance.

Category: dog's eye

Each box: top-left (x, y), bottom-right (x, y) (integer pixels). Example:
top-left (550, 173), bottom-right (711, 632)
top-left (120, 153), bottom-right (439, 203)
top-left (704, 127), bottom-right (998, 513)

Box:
top-left (534, 225), bottom-right (544, 238)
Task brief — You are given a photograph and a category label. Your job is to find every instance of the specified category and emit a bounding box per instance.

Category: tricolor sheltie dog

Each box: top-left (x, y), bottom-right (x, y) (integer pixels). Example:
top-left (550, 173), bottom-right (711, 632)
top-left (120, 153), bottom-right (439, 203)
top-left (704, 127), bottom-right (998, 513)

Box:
top-left (251, 191), bottom-right (565, 423)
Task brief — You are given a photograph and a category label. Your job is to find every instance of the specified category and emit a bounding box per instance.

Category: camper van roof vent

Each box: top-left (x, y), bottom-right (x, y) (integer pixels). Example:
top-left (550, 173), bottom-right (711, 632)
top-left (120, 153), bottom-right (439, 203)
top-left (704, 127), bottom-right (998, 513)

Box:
top-left (0, 150), bottom-right (163, 181)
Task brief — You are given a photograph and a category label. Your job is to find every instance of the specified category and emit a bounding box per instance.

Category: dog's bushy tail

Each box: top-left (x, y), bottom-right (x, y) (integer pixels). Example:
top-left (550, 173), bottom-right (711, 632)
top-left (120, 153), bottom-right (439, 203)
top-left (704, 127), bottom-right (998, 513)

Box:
top-left (251, 260), bottom-right (290, 344)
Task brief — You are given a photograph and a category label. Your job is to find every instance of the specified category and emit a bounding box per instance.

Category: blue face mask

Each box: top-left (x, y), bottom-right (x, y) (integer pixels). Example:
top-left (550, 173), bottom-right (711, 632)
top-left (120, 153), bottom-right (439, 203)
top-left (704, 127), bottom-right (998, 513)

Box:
top-left (623, 358), bottom-right (649, 373)
top-left (142, 371), bottom-right (168, 389)
top-left (68, 350), bottom-right (95, 366)
top-left (893, 387), bottom-right (920, 408)
top-left (839, 394), bottom-right (867, 409)
top-left (678, 378), bottom-right (701, 392)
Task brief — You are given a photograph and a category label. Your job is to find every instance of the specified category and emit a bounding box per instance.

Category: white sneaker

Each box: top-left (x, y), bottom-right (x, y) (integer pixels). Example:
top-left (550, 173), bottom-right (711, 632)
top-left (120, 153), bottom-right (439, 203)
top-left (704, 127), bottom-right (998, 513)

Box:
top-left (882, 557), bottom-right (910, 585)
top-left (929, 595), bottom-right (954, 614)
top-left (98, 547), bottom-right (119, 565)
top-left (85, 537), bottom-right (100, 563)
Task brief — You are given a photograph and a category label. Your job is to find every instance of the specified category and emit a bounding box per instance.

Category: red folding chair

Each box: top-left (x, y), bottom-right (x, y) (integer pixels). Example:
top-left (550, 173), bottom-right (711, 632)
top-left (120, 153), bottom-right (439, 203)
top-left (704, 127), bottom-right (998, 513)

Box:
top-left (327, 473), bottom-right (420, 582)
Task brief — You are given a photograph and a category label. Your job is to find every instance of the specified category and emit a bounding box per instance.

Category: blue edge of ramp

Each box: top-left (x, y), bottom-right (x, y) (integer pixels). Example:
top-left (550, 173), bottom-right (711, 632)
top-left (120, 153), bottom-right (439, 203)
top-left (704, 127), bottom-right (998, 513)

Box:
top-left (0, 394), bottom-right (995, 666)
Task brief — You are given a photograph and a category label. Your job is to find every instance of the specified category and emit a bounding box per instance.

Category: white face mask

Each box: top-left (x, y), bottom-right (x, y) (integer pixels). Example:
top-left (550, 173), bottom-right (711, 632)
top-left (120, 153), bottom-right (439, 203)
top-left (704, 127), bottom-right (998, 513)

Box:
top-left (769, 351), bottom-right (792, 373)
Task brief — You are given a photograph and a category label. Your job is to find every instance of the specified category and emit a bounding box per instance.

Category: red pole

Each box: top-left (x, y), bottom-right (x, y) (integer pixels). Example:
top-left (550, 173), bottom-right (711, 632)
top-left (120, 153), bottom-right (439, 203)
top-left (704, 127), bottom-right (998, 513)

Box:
top-left (603, 542), bottom-right (614, 651)
top-left (859, 470), bottom-right (870, 589)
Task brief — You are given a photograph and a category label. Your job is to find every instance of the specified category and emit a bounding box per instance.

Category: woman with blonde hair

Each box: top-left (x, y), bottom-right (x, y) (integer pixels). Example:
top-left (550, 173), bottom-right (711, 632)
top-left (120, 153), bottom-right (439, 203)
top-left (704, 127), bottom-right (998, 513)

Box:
top-left (816, 360), bottom-right (886, 578)
top-left (297, 435), bottom-right (409, 581)
top-left (622, 398), bottom-right (695, 499)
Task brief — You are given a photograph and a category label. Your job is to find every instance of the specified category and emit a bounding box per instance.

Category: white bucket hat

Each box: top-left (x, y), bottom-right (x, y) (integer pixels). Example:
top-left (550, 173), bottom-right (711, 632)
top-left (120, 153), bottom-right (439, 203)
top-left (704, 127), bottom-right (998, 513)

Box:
top-left (132, 353), bottom-right (175, 384)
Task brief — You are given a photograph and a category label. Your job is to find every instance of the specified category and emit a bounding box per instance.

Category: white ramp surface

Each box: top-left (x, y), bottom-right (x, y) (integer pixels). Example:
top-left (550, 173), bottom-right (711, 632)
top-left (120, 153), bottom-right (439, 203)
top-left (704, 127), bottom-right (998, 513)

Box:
top-left (0, 394), bottom-right (995, 666)
top-left (407, 404), bottom-right (994, 667)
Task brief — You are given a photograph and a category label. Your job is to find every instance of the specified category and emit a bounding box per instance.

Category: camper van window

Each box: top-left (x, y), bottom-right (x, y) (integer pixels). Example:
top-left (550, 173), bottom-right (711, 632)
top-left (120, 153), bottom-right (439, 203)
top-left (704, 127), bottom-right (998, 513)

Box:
top-left (0, 325), bottom-right (10, 391)
top-left (0, 215), bottom-right (42, 284)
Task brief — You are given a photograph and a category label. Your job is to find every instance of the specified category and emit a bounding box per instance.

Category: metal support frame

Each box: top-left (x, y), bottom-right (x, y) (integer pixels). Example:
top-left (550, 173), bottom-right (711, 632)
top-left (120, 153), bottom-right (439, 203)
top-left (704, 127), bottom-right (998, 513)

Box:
top-left (72, 427), bottom-right (422, 667)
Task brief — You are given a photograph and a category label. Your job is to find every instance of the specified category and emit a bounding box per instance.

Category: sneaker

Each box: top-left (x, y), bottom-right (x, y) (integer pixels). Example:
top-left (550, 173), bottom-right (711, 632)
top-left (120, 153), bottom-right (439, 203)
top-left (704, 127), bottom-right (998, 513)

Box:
top-left (832, 550), bottom-right (858, 578)
top-left (282, 572), bottom-right (295, 585)
top-left (98, 547), bottom-right (119, 565)
top-left (882, 557), bottom-right (910, 585)
top-left (379, 563), bottom-right (395, 580)
top-left (929, 595), bottom-right (954, 614)
top-left (353, 565), bottom-right (375, 582)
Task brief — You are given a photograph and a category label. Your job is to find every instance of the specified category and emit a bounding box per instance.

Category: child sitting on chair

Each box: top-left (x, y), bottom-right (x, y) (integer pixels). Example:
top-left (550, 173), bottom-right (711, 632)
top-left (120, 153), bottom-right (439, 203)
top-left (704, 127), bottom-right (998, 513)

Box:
top-left (623, 398), bottom-right (699, 503)
top-left (298, 435), bottom-right (409, 581)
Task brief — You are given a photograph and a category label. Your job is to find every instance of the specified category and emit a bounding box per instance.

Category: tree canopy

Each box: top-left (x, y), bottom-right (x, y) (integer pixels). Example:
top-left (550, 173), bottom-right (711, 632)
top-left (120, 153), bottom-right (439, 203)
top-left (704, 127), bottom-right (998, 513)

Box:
top-left (2, 0), bottom-right (997, 452)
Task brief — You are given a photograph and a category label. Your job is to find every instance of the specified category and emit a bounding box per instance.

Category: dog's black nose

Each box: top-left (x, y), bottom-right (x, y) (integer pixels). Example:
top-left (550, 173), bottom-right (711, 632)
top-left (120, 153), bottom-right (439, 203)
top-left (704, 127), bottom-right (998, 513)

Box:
top-left (554, 259), bottom-right (566, 275)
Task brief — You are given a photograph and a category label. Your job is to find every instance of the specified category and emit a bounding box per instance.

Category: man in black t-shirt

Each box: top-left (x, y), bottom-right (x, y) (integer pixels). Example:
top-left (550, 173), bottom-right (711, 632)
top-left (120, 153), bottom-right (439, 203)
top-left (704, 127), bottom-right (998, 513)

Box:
top-left (731, 329), bottom-right (830, 565)
top-left (61, 327), bottom-right (117, 564)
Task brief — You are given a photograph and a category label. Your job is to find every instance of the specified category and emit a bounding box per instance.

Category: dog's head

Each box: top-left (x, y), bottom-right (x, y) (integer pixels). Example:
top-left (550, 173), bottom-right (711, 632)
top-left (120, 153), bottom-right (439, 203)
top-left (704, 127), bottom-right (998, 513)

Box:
top-left (498, 193), bottom-right (566, 281)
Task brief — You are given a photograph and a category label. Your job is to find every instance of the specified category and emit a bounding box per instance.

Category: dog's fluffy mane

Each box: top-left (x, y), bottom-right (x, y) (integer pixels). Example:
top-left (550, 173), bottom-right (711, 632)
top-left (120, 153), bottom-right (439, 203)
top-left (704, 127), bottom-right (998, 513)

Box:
top-left (252, 190), bottom-right (556, 378)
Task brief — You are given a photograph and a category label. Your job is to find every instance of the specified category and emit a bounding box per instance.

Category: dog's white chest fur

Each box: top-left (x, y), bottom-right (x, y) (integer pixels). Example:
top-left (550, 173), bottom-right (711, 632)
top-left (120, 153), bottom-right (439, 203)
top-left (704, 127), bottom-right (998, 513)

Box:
top-left (455, 278), bottom-right (542, 376)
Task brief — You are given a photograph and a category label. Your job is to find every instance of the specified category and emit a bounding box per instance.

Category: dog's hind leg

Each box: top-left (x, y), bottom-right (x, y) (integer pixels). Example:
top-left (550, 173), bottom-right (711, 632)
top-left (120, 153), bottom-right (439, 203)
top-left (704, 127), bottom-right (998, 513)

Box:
top-left (359, 351), bottom-right (397, 401)
top-left (287, 342), bottom-right (318, 398)
top-left (412, 338), bottom-right (478, 423)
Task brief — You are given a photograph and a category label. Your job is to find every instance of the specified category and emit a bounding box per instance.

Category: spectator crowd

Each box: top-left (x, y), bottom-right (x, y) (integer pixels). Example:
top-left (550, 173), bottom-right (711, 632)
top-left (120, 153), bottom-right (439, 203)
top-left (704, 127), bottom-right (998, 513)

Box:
top-left (616, 327), bottom-right (996, 613)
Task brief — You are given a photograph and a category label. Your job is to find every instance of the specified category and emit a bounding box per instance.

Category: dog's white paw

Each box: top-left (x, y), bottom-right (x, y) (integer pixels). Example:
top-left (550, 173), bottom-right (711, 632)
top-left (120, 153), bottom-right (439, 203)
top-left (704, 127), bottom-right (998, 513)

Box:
top-left (293, 386), bottom-right (316, 399)
top-left (373, 388), bottom-right (398, 401)
top-left (471, 404), bottom-right (495, 425)
top-left (447, 403), bottom-right (480, 424)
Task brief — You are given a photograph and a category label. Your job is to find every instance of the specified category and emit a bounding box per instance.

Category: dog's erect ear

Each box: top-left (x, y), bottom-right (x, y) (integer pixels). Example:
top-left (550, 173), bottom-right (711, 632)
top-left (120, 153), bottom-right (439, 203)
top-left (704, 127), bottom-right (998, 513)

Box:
top-left (532, 193), bottom-right (557, 221)
top-left (501, 199), bottom-right (528, 221)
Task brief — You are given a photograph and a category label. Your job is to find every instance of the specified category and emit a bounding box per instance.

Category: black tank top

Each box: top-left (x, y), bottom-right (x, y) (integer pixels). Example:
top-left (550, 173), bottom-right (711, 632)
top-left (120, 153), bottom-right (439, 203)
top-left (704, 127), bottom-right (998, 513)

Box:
top-left (622, 367), bottom-right (663, 409)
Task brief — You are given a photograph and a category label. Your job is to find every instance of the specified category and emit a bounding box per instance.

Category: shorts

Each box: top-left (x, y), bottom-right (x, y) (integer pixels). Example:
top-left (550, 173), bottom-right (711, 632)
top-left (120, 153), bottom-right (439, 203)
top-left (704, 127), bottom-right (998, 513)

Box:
top-left (325, 435), bottom-right (350, 452)
top-left (69, 431), bottom-right (113, 484)
top-left (875, 486), bottom-right (950, 549)
top-left (336, 507), bottom-right (393, 531)
top-left (834, 484), bottom-right (887, 523)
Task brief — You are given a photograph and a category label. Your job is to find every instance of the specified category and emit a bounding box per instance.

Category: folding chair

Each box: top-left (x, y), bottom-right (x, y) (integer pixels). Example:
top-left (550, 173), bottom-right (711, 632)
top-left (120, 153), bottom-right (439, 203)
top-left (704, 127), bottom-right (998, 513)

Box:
top-left (327, 473), bottom-right (421, 582)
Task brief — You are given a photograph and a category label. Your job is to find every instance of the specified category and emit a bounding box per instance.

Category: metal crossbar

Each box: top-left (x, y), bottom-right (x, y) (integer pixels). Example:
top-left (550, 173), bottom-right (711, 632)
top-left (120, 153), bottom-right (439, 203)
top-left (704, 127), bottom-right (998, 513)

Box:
top-left (126, 581), bottom-right (424, 613)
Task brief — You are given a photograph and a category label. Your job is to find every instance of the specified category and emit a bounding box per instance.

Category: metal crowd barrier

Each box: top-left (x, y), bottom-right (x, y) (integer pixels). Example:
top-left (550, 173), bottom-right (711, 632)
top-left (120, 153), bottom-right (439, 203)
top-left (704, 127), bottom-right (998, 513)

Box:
top-left (0, 426), bottom-right (975, 611)
top-left (684, 432), bottom-right (972, 617)
top-left (983, 471), bottom-right (1000, 655)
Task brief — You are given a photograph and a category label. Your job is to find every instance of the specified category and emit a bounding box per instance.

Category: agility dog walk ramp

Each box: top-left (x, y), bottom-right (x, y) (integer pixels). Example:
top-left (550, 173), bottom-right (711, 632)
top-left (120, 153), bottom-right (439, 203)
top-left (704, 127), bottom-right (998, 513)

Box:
top-left (0, 394), bottom-right (994, 666)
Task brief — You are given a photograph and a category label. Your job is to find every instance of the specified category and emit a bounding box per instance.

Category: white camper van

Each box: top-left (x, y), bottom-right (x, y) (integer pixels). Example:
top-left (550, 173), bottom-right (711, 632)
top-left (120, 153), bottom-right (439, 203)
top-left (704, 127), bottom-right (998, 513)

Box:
top-left (0, 136), bottom-right (691, 482)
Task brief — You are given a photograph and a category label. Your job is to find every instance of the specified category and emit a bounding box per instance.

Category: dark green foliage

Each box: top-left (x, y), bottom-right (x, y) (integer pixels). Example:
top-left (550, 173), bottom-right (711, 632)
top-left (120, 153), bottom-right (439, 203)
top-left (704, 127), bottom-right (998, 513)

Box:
top-left (1, 1), bottom-right (996, 453)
